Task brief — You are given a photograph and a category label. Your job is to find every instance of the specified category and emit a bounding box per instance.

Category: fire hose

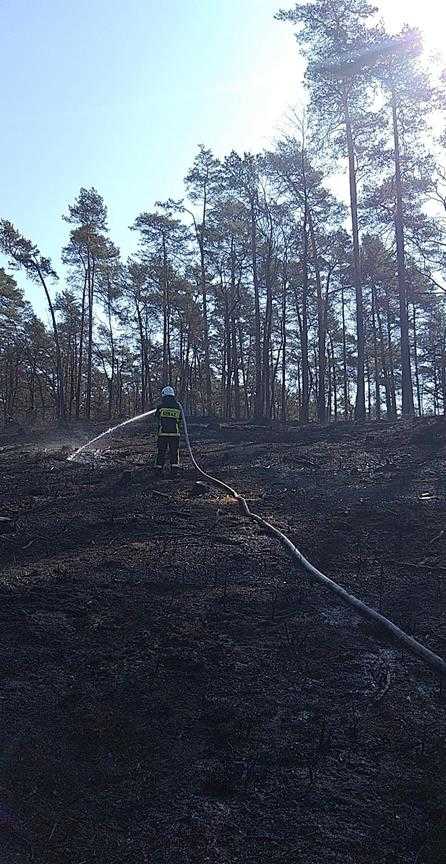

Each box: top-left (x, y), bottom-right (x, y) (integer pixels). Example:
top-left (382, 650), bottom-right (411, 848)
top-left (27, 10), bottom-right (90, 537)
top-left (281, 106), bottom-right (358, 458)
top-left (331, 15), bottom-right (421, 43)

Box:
top-left (179, 405), bottom-right (446, 680)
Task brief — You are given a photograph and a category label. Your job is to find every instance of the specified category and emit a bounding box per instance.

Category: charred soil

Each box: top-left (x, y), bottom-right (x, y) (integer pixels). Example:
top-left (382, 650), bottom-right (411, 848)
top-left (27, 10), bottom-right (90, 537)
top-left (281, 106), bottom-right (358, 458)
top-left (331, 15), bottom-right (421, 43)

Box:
top-left (0, 418), bottom-right (445, 863)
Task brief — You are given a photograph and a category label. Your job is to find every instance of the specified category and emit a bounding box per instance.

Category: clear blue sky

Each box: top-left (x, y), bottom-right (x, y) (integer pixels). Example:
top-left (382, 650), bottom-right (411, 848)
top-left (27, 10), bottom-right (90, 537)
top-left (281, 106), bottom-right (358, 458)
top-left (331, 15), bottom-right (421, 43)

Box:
top-left (1, 0), bottom-right (441, 318)
top-left (1, 0), bottom-right (302, 316)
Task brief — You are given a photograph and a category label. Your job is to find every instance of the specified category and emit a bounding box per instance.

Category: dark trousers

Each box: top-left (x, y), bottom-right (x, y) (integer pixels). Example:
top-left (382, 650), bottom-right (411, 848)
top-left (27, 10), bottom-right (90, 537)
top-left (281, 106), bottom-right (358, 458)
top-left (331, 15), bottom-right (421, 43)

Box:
top-left (156, 435), bottom-right (180, 467)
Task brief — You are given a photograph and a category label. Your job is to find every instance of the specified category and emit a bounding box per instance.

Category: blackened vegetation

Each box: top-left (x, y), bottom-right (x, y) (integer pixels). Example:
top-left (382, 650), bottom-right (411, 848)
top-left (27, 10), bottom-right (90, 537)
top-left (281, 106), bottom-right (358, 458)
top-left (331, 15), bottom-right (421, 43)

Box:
top-left (0, 419), bottom-right (445, 863)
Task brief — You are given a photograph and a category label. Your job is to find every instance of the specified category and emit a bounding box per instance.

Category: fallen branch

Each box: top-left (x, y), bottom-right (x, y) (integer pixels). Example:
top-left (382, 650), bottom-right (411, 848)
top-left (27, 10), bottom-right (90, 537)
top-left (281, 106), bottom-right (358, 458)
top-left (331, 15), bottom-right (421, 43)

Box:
top-left (372, 668), bottom-right (392, 704)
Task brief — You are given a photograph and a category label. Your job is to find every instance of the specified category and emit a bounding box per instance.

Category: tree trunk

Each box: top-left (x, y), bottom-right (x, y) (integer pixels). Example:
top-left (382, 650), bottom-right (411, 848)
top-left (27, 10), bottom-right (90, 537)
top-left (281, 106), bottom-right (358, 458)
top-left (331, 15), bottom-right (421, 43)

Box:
top-left (392, 92), bottom-right (415, 417)
top-left (162, 234), bottom-right (171, 384)
top-left (231, 316), bottom-right (240, 419)
top-left (371, 285), bottom-right (381, 419)
top-left (250, 198), bottom-right (263, 418)
top-left (281, 259), bottom-right (288, 424)
top-left (432, 344), bottom-right (439, 415)
top-left (308, 212), bottom-right (326, 423)
top-left (35, 263), bottom-right (65, 419)
top-left (343, 89), bottom-right (365, 420)
top-left (238, 323), bottom-right (249, 419)
top-left (86, 250), bottom-right (94, 420)
top-left (412, 304), bottom-right (422, 417)
top-left (300, 204), bottom-right (310, 423)
top-left (261, 221), bottom-right (274, 418)
top-left (329, 333), bottom-right (338, 422)
top-left (76, 272), bottom-right (87, 419)
top-left (366, 347), bottom-right (372, 418)
top-left (106, 279), bottom-right (115, 419)
top-left (136, 302), bottom-right (146, 410)
top-left (327, 339), bottom-right (332, 420)
top-left (442, 330), bottom-right (446, 417)
top-left (384, 285), bottom-right (398, 416)
top-left (341, 284), bottom-right (349, 419)
top-left (376, 291), bottom-right (393, 417)
top-left (197, 196), bottom-right (212, 413)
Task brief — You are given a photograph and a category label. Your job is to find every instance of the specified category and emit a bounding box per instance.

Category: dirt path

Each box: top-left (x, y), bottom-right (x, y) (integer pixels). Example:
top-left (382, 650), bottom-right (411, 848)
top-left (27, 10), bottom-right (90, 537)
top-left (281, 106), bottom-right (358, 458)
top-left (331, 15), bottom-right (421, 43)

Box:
top-left (0, 419), bottom-right (445, 863)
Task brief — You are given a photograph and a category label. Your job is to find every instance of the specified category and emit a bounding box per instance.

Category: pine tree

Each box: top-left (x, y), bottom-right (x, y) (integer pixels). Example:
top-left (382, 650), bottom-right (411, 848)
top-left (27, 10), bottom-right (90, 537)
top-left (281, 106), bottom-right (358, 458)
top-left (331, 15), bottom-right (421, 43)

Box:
top-left (278, 0), bottom-right (383, 420)
top-left (63, 187), bottom-right (109, 418)
top-left (0, 221), bottom-right (65, 419)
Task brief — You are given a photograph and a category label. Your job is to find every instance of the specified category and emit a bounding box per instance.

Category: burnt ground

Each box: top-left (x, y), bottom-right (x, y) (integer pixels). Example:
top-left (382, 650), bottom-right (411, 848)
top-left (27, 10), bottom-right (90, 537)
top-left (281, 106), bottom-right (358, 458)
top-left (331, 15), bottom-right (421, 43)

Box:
top-left (0, 417), bottom-right (445, 863)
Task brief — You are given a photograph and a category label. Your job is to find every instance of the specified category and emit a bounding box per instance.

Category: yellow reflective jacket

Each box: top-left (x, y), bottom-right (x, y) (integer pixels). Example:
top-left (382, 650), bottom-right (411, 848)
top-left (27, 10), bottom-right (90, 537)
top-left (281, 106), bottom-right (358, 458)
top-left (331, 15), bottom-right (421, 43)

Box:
top-left (155, 399), bottom-right (182, 437)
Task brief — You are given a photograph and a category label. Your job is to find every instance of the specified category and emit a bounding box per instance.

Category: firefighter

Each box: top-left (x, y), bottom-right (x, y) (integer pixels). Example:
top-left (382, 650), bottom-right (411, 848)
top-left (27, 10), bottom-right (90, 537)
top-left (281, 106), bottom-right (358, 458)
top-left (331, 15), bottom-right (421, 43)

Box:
top-left (154, 386), bottom-right (182, 471)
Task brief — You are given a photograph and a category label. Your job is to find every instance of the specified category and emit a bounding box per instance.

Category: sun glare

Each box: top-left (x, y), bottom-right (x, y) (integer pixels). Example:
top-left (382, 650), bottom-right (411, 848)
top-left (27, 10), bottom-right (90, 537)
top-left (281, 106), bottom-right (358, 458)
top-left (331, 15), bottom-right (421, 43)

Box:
top-left (383, 0), bottom-right (446, 61)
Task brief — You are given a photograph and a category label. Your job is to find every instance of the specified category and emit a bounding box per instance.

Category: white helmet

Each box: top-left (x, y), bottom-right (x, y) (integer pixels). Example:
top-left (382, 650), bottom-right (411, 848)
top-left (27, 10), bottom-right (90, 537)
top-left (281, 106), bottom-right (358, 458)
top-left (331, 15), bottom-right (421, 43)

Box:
top-left (162, 386), bottom-right (175, 398)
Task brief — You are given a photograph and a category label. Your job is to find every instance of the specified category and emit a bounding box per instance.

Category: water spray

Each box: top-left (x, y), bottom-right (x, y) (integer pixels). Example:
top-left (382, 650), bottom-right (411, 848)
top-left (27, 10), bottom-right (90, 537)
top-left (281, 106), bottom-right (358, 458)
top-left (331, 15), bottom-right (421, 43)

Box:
top-left (68, 409), bottom-right (156, 461)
